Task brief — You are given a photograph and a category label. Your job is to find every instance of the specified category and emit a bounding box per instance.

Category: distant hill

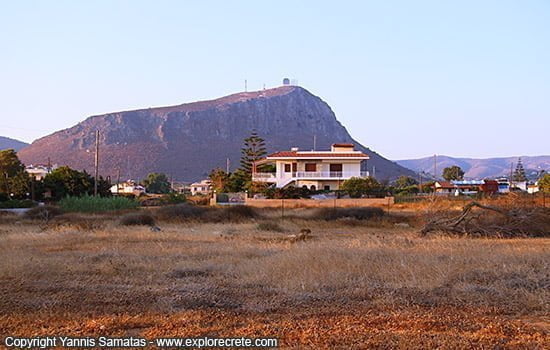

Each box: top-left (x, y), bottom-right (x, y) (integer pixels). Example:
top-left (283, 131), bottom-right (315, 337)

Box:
top-left (18, 86), bottom-right (414, 181)
top-left (397, 155), bottom-right (550, 180)
top-left (0, 136), bottom-right (29, 152)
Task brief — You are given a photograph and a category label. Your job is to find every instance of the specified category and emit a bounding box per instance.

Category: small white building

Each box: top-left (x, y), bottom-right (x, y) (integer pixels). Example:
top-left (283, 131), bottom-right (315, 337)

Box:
top-left (110, 180), bottom-right (146, 196)
top-left (25, 164), bottom-right (56, 180)
top-left (527, 184), bottom-right (539, 194)
top-left (252, 143), bottom-right (369, 190)
top-left (190, 179), bottom-right (212, 195)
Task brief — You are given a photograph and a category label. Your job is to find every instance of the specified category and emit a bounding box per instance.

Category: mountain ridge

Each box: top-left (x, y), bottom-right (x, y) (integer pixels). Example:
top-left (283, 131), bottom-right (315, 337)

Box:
top-left (18, 86), bottom-right (415, 181)
top-left (0, 136), bottom-right (29, 152)
top-left (397, 155), bottom-right (549, 179)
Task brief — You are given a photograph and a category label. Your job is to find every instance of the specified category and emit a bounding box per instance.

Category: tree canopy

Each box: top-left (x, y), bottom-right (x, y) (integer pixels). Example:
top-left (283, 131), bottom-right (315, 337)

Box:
top-left (142, 172), bottom-right (171, 194)
top-left (0, 149), bottom-right (30, 199)
top-left (395, 176), bottom-right (418, 188)
top-left (341, 177), bottom-right (382, 198)
top-left (43, 166), bottom-right (94, 200)
top-left (442, 166), bottom-right (465, 181)
top-left (539, 173), bottom-right (550, 193)
top-left (240, 130), bottom-right (267, 177)
top-left (512, 158), bottom-right (527, 182)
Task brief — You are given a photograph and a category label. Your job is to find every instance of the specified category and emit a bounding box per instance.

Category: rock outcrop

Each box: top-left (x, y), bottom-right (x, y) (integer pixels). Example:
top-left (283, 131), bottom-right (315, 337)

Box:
top-left (18, 86), bottom-right (414, 181)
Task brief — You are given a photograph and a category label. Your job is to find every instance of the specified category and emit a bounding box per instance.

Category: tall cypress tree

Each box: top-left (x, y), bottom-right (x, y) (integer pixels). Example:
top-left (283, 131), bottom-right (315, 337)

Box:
top-left (512, 157), bottom-right (527, 182)
top-left (239, 130), bottom-right (267, 176)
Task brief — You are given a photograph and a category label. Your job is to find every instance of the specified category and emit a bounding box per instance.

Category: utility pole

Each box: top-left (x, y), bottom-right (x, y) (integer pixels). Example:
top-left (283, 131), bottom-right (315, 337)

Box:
top-left (116, 168), bottom-right (121, 195)
top-left (226, 158), bottom-right (230, 174)
top-left (94, 130), bottom-right (99, 196)
top-left (244, 79), bottom-right (247, 92)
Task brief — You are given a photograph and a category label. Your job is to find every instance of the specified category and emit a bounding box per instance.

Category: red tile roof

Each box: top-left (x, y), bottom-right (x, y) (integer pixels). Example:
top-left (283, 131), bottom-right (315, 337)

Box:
top-left (267, 151), bottom-right (369, 159)
top-left (332, 143), bottom-right (355, 147)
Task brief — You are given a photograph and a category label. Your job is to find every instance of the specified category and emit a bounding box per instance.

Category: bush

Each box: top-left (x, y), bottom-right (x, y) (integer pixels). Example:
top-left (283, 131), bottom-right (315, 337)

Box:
top-left (23, 205), bottom-right (63, 221)
top-left (59, 195), bottom-right (139, 213)
top-left (264, 186), bottom-right (311, 199)
top-left (119, 212), bottom-right (156, 226)
top-left (155, 204), bottom-right (208, 222)
top-left (163, 192), bottom-right (187, 204)
top-left (312, 207), bottom-right (385, 221)
top-left (256, 221), bottom-right (284, 232)
top-left (0, 199), bottom-right (36, 209)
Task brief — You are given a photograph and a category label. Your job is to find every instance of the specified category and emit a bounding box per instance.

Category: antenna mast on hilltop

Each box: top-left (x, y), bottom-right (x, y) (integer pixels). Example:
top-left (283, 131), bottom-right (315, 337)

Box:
top-left (244, 79), bottom-right (247, 92)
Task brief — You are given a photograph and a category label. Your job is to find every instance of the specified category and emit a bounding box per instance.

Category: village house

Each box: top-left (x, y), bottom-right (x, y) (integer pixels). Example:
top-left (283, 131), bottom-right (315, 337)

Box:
top-left (252, 143), bottom-right (369, 190)
top-left (110, 180), bottom-right (146, 196)
top-left (433, 180), bottom-right (499, 195)
top-left (190, 179), bottom-right (212, 195)
top-left (25, 164), bottom-right (57, 180)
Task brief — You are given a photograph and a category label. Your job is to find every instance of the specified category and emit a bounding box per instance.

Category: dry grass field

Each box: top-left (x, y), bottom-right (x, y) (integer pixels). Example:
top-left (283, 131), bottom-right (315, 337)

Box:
top-left (0, 205), bottom-right (549, 349)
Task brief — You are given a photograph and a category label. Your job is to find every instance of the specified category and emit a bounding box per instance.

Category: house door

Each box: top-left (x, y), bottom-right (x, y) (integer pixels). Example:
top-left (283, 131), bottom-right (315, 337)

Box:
top-left (292, 163), bottom-right (297, 176)
top-left (330, 163), bottom-right (343, 176)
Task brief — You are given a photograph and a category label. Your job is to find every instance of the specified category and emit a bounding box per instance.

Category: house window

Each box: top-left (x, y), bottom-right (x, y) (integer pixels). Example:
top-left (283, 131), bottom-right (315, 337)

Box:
top-left (284, 164), bottom-right (291, 172)
top-left (324, 185), bottom-right (331, 191)
top-left (330, 163), bottom-right (343, 172)
top-left (305, 163), bottom-right (317, 172)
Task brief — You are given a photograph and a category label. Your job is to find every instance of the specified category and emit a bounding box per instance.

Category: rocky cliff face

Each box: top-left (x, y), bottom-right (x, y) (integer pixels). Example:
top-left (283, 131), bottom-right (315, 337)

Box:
top-left (18, 86), bottom-right (414, 181)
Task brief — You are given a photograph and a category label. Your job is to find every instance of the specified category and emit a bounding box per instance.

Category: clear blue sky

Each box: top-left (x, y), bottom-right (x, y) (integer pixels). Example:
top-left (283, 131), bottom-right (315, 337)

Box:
top-left (1, 1), bottom-right (548, 159)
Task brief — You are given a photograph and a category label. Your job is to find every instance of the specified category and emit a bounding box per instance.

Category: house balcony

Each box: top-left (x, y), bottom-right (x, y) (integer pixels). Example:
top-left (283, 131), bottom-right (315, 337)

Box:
top-left (252, 171), bottom-right (370, 183)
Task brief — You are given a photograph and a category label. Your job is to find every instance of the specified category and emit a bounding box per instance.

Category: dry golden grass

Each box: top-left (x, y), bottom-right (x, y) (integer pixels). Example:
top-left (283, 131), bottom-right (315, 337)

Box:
top-left (0, 211), bottom-right (548, 348)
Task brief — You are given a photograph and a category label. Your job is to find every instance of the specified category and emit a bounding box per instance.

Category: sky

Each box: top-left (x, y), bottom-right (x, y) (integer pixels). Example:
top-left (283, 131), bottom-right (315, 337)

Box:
top-left (0, 0), bottom-right (549, 160)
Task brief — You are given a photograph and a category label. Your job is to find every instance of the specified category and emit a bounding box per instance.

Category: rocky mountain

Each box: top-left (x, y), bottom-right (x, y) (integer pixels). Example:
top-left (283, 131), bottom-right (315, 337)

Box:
top-left (0, 136), bottom-right (29, 151)
top-left (397, 155), bottom-right (549, 180)
top-left (18, 86), bottom-right (414, 181)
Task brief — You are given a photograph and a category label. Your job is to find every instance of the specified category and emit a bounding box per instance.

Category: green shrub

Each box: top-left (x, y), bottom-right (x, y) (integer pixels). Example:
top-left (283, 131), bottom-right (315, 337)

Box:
top-left (23, 205), bottom-right (63, 221)
top-left (163, 192), bottom-right (187, 204)
top-left (59, 195), bottom-right (139, 213)
top-left (312, 207), bottom-right (385, 221)
top-left (0, 199), bottom-right (36, 209)
top-left (119, 212), bottom-right (156, 226)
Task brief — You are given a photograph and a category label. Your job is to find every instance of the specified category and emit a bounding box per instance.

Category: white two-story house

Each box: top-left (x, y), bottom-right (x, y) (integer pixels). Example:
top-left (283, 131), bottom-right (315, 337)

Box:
top-left (253, 143), bottom-right (369, 190)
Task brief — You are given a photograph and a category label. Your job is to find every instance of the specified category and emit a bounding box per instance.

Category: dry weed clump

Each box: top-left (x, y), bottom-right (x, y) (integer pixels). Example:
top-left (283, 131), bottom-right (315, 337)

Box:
top-left (155, 204), bottom-right (260, 223)
top-left (155, 204), bottom-right (208, 222)
top-left (422, 202), bottom-right (550, 238)
top-left (23, 205), bottom-right (63, 222)
top-left (256, 221), bottom-right (285, 232)
top-left (311, 207), bottom-right (385, 221)
top-left (49, 213), bottom-right (106, 231)
top-left (119, 212), bottom-right (156, 226)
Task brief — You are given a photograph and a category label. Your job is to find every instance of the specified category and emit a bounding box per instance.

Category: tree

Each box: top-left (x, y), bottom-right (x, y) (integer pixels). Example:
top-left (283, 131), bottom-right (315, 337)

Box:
top-left (0, 149), bottom-right (31, 199)
top-left (442, 166), bottom-right (465, 181)
top-left (395, 176), bottom-right (418, 188)
top-left (43, 166), bottom-right (94, 200)
top-left (142, 172), bottom-right (171, 194)
top-left (539, 173), bottom-right (550, 194)
top-left (512, 158), bottom-right (527, 182)
top-left (209, 168), bottom-right (230, 193)
top-left (239, 130), bottom-right (267, 178)
top-left (341, 177), bottom-right (382, 198)
top-left (225, 169), bottom-right (247, 193)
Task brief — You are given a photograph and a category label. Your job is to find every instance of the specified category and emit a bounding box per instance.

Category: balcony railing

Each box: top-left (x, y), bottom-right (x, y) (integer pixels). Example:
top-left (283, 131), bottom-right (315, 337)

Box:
top-left (252, 171), bottom-right (370, 181)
